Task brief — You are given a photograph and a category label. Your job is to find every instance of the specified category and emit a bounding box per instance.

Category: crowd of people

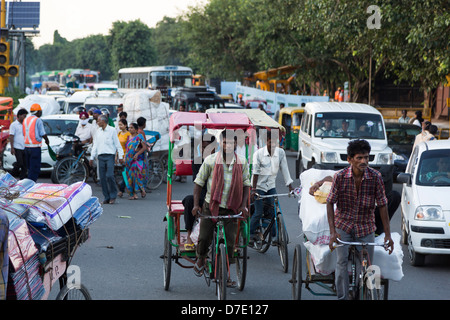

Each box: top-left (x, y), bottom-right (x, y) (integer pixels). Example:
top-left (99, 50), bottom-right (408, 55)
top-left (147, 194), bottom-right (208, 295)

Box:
top-left (8, 103), bottom-right (152, 205)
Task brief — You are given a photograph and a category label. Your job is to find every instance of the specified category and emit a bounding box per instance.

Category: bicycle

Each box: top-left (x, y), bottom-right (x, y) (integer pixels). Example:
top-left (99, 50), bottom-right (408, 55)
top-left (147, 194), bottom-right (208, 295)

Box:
top-left (199, 212), bottom-right (247, 300)
top-left (51, 134), bottom-right (97, 185)
top-left (335, 238), bottom-right (388, 300)
top-left (250, 190), bottom-right (298, 273)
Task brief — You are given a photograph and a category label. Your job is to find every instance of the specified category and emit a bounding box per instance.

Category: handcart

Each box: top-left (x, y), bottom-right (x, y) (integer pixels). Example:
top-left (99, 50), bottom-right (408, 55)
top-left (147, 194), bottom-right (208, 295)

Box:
top-left (1, 175), bottom-right (97, 300)
top-left (162, 112), bottom-right (255, 299)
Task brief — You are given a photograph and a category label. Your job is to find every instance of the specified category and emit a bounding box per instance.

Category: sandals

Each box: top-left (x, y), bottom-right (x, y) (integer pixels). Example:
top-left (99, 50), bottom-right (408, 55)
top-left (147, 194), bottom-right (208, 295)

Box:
top-left (141, 188), bottom-right (146, 198)
top-left (227, 279), bottom-right (237, 288)
top-left (184, 243), bottom-right (195, 251)
top-left (193, 260), bottom-right (204, 277)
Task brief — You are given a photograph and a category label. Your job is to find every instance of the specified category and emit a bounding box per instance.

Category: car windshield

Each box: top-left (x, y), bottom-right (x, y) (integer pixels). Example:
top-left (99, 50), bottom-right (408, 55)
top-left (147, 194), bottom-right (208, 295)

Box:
top-left (386, 126), bottom-right (421, 145)
top-left (43, 119), bottom-right (79, 136)
top-left (314, 112), bottom-right (385, 139)
top-left (417, 149), bottom-right (450, 186)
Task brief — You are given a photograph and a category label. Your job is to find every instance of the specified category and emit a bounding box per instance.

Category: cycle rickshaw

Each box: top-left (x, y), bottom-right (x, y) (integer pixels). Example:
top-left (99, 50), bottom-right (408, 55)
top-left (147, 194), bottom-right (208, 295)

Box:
top-left (162, 112), bottom-right (255, 300)
top-left (290, 169), bottom-right (392, 300)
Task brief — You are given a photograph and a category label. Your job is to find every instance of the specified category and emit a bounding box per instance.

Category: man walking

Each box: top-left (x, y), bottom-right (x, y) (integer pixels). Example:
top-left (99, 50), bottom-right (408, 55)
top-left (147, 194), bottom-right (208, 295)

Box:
top-left (326, 139), bottom-right (393, 300)
top-left (9, 108), bottom-right (28, 179)
top-left (23, 104), bottom-right (49, 182)
top-left (90, 115), bottom-right (124, 204)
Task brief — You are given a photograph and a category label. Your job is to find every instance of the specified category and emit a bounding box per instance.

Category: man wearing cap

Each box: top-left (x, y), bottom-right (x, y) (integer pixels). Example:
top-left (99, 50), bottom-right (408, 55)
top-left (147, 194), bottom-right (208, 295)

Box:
top-left (23, 104), bottom-right (49, 181)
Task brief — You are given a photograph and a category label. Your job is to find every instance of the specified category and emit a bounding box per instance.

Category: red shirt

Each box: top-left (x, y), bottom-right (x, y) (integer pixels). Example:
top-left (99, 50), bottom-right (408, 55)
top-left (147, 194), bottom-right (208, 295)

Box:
top-left (327, 166), bottom-right (388, 237)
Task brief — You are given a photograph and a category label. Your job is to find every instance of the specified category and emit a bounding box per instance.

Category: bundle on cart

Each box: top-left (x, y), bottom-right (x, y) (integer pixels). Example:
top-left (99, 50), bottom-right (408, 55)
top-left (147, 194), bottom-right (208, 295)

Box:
top-left (0, 172), bottom-right (103, 300)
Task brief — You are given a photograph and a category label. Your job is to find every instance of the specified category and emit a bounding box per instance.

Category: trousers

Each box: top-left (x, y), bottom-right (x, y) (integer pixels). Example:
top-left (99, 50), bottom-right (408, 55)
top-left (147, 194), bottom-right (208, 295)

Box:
top-left (25, 147), bottom-right (41, 182)
top-left (98, 154), bottom-right (117, 201)
top-left (335, 228), bottom-right (374, 300)
top-left (196, 202), bottom-right (238, 263)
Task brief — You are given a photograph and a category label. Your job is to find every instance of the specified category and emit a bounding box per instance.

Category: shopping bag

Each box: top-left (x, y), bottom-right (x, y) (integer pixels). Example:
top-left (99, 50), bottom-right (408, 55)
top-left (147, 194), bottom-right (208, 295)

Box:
top-left (190, 219), bottom-right (201, 245)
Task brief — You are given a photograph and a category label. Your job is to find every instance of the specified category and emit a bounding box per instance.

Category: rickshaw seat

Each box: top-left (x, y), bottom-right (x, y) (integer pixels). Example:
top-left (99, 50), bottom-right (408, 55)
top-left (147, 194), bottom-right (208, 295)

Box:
top-left (175, 159), bottom-right (193, 176)
top-left (169, 201), bottom-right (185, 214)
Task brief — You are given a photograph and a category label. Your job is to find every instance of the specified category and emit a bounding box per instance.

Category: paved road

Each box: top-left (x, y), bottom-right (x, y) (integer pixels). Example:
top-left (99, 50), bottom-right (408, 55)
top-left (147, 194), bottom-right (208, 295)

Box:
top-left (42, 151), bottom-right (450, 300)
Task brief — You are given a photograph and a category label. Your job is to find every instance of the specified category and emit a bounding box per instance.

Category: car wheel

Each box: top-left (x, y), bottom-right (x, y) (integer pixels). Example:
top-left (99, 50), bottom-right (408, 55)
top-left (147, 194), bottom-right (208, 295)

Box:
top-left (407, 232), bottom-right (425, 266)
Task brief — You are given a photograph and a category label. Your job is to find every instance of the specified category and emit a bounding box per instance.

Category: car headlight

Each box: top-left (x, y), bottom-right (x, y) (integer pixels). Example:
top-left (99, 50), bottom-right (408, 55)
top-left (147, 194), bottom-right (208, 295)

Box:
top-left (321, 152), bottom-right (338, 163)
top-left (415, 206), bottom-right (444, 221)
top-left (377, 153), bottom-right (393, 165)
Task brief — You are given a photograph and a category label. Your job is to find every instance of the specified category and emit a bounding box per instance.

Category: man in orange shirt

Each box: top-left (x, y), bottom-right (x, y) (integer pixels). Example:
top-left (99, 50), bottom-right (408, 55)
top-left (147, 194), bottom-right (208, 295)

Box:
top-left (23, 104), bottom-right (49, 181)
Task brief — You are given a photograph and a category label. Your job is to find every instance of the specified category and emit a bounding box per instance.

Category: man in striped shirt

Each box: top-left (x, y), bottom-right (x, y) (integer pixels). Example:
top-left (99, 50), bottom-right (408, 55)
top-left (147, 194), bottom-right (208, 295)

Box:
top-left (326, 139), bottom-right (393, 300)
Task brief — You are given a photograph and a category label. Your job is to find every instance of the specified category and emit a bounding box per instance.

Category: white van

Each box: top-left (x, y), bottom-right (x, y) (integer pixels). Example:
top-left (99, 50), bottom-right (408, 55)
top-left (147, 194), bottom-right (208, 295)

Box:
top-left (296, 102), bottom-right (394, 190)
top-left (63, 91), bottom-right (94, 114)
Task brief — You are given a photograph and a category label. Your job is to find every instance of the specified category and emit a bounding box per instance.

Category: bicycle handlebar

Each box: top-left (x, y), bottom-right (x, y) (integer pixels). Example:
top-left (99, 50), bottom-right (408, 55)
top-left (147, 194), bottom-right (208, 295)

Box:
top-left (336, 238), bottom-right (385, 247)
top-left (254, 188), bottom-right (301, 200)
top-left (198, 212), bottom-right (244, 220)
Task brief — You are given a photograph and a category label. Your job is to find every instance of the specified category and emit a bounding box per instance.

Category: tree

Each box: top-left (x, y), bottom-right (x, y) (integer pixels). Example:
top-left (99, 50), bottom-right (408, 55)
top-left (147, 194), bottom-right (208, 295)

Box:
top-left (109, 20), bottom-right (156, 75)
top-left (152, 16), bottom-right (189, 66)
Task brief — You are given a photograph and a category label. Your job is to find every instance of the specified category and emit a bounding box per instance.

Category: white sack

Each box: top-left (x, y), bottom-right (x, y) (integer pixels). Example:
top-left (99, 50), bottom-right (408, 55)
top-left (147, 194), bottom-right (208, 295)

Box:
top-left (299, 168), bottom-right (337, 245)
top-left (15, 95), bottom-right (61, 116)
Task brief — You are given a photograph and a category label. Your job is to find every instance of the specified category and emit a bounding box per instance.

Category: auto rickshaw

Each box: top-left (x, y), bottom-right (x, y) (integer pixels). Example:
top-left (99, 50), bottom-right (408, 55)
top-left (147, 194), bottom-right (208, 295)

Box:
top-left (278, 106), bottom-right (304, 151)
top-left (0, 97), bottom-right (14, 154)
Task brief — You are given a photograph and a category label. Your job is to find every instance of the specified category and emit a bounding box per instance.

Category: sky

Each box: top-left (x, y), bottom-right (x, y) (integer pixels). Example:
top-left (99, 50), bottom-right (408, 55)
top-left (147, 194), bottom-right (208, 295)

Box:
top-left (31, 0), bottom-right (203, 48)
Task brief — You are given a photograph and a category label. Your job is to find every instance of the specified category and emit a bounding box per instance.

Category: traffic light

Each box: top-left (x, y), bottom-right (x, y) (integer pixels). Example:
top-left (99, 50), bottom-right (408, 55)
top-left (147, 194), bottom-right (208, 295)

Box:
top-left (0, 39), bottom-right (19, 78)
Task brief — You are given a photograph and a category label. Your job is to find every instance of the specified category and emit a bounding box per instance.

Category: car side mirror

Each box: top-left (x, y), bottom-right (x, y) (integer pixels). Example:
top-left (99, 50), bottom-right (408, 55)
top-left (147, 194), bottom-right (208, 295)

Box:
top-left (397, 172), bottom-right (411, 185)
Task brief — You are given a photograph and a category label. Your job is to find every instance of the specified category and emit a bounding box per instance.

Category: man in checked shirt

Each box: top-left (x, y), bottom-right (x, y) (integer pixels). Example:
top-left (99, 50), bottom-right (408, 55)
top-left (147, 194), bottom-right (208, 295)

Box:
top-left (326, 139), bottom-right (393, 300)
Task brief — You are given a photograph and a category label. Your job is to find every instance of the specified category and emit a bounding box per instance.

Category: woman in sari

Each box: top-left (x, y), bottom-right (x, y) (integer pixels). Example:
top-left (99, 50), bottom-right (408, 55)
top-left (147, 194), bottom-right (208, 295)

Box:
top-left (125, 123), bottom-right (147, 199)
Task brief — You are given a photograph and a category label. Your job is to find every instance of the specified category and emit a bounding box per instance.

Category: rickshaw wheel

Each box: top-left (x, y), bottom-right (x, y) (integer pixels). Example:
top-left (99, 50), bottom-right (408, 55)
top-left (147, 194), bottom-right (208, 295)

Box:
top-left (55, 284), bottom-right (91, 300)
top-left (163, 226), bottom-right (172, 291)
top-left (216, 243), bottom-right (227, 300)
top-left (291, 244), bottom-right (303, 300)
top-left (277, 214), bottom-right (289, 273)
top-left (235, 232), bottom-right (247, 291)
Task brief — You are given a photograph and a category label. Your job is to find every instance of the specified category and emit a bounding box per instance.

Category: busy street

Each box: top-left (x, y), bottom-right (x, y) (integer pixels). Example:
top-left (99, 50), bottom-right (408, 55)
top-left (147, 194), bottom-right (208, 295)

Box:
top-left (34, 151), bottom-right (449, 301)
top-left (0, 0), bottom-right (449, 305)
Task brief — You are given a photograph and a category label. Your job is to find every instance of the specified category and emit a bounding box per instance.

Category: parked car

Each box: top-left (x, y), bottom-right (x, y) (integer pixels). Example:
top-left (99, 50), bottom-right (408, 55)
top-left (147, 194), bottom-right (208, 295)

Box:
top-left (385, 122), bottom-right (421, 179)
top-left (3, 114), bottom-right (80, 173)
top-left (171, 86), bottom-right (224, 112)
top-left (397, 139), bottom-right (450, 266)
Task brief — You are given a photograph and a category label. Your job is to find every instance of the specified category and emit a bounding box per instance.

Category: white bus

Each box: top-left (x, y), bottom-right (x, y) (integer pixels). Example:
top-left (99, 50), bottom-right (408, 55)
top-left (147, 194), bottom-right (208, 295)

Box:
top-left (117, 65), bottom-right (193, 97)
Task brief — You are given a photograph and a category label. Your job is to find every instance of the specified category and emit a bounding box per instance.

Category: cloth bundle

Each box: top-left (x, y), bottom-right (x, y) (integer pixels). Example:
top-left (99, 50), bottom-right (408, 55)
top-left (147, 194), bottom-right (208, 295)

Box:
top-left (14, 182), bottom-right (92, 230)
top-left (7, 253), bottom-right (45, 300)
top-left (71, 197), bottom-right (103, 229)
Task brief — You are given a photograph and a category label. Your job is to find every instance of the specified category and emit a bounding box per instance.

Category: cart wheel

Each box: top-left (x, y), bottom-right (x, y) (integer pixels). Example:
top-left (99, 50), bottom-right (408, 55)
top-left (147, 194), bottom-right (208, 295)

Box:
top-left (291, 244), bottom-right (303, 300)
top-left (235, 232), bottom-right (247, 291)
top-left (216, 243), bottom-right (227, 300)
top-left (277, 214), bottom-right (289, 273)
top-left (55, 284), bottom-right (91, 300)
top-left (53, 157), bottom-right (88, 185)
top-left (163, 226), bottom-right (172, 291)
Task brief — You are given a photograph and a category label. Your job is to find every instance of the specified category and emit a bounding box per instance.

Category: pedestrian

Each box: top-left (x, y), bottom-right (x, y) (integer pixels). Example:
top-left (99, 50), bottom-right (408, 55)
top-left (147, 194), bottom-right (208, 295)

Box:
top-left (398, 109), bottom-right (410, 123)
top-left (115, 111), bottom-right (127, 132)
top-left (250, 130), bottom-right (294, 244)
top-left (117, 118), bottom-right (131, 198)
top-left (9, 108), bottom-right (28, 179)
top-left (258, 103), bottom-right (267, 113)
top-left (334, 87), bottom-right (341, 101)
top-left (413, 121), bottom-right (437, 149)
top-left (124, 123), bottom-right (147, 200)
top-left (409, 110), bottom-right (424, 127)
top-left (23, 104), bottom-right (49, 182)
top-left (326, 139), bottom-right (393, 300)
top-left (191, 130), bottom-right (251, 287)
top-left (75, 111), bottom-right (93, 145)
top-left (89, 115), bottom-right (124, 204)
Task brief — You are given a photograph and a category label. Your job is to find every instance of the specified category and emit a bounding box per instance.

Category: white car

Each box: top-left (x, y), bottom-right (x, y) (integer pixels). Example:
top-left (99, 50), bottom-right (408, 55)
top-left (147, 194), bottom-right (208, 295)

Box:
top-left (398, 139), bottom-right (450, 266)
top-left (3, 114), bottom-right (80, 172)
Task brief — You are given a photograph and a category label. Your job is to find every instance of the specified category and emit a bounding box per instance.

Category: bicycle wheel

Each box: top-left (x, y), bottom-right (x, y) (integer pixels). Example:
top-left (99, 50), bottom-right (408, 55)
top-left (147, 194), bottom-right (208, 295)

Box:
top-left (163, 227), bottom-right (172, 291)
top-left (53, 157), bottom-right (88, 185)
top-left (216, 243), bottom-right (227, 300)
top-left (147, 157), bottom-right (164, 190)
top-left (277, 214), bottom-right (289, 273)
top-left (235, 231), bottom-right (247, 291)
top-left (291, 244), bottom-right (303, 300)
top-left (55, 284), bottom-right (92, 300)
top-left (360, 256), bottom-right (382, 300)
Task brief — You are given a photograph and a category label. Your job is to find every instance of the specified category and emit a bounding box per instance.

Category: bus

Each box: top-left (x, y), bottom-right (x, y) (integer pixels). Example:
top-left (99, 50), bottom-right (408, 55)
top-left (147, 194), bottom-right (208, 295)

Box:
top-left (60, 69), bottom-right (100, 89)
top-left (117, 65), bottom-right (193, 100)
